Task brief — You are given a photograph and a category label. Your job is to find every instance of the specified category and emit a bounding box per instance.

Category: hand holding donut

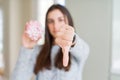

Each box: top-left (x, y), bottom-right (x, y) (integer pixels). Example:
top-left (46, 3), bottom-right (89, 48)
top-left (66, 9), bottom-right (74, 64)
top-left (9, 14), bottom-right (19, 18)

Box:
top-left (22, 20), bottom-right (43, 49)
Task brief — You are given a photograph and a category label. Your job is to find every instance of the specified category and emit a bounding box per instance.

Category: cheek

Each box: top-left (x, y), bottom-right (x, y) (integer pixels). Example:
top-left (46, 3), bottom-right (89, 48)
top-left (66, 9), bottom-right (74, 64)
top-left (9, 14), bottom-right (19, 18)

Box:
top-left (48, 25), bottom-right (53, 33)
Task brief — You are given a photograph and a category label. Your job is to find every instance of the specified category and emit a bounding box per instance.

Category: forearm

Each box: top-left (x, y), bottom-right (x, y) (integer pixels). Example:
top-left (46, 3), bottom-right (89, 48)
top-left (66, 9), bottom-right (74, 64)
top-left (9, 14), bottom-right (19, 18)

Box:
top-left (11, 46), bottom-right (40, 80)
top-left (69, 34), bottom-right (90, 63)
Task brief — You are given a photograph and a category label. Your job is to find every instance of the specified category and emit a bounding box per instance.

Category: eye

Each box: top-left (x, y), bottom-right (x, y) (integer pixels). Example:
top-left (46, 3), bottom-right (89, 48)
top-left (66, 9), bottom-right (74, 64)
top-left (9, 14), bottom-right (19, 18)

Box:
top-left (47, 19), bottom-right (54, 24)
top-left (59, 18), bottom-right (65, 22)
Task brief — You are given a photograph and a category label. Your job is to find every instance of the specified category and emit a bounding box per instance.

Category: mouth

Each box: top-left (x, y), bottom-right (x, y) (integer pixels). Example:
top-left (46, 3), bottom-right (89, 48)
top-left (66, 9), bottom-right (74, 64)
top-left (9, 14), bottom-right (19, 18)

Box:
top-left (54, 31), bottom-right (60, 34)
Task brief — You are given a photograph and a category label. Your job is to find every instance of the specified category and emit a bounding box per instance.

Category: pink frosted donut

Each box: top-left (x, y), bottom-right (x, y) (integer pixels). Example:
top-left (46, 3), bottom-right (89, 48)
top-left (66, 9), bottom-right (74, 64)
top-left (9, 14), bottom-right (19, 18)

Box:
top-left (25, 20), bottom-right (43, 41)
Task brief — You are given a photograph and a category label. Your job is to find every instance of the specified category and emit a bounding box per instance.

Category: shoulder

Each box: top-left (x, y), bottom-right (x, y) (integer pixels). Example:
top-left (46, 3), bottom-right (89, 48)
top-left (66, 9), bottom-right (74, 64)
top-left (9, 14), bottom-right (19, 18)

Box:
top-left (74, 33), bottom-right (89, 51)
top-left (70, 33), bottom-right (90, 62)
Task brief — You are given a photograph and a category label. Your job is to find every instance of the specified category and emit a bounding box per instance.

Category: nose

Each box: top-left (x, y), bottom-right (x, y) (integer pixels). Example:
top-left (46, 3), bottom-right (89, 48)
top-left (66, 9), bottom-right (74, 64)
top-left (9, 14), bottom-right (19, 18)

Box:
top-left (54, 21), bottom-right (60, 32)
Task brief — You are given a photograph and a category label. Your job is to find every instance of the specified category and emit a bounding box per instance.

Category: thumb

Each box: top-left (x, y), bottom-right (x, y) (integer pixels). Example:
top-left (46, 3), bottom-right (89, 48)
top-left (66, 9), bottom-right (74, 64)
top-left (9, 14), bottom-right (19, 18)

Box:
top-left (62, 46), bottom-right (70, 67)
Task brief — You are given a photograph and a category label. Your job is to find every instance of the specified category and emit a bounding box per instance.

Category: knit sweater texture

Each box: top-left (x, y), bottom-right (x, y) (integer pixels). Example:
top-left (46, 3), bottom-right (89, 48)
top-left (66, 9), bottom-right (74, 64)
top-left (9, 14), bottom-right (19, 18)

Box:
top-left (11, 34), bottom-right (89, 80)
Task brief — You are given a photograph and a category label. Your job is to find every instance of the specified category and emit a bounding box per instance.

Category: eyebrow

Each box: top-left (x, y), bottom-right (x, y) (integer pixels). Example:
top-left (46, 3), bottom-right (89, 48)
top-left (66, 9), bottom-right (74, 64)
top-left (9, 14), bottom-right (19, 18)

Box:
top-left (47, 16), bottom-right (65, 20)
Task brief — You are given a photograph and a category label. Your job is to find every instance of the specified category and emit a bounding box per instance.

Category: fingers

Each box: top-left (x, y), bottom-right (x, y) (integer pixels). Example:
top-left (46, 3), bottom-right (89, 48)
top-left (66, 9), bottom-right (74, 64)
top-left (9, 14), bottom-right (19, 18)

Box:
top-left (22, 32), bottom-right (38, 49)
top-left (23, 32), bottom-right (33, 42)
top-left (56, 25), bottom-right (75, 41)
top-left (59, 24), bottom-right (74, 33)
top-left (55, 38), bottom-right (72, 48)
top-left (61, 33), bottom-right (74, 41)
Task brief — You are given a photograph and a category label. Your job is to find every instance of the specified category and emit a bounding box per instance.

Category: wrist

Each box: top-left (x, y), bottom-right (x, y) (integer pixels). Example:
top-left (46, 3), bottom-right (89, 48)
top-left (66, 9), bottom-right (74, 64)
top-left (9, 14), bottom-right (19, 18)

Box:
top-left (71, 35), bottom-right (76, 47)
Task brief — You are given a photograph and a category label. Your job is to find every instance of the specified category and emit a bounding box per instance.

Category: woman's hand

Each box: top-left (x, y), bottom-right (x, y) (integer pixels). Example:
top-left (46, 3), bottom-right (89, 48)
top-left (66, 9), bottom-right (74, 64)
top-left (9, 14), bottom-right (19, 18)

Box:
top-left (22, 20), bottom-right (43, 49)
top-left (55, 24), bottom-right (75, 48)
top-left (22, 32), bottom-right (39, 49)
top-left (55, 24), bottom-right (75, 67)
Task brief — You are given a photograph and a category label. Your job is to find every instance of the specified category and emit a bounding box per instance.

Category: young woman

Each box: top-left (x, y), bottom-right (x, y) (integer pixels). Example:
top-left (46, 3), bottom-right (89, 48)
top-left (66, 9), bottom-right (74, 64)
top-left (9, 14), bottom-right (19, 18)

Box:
top-left (11, 4), bottom-right (89, 80)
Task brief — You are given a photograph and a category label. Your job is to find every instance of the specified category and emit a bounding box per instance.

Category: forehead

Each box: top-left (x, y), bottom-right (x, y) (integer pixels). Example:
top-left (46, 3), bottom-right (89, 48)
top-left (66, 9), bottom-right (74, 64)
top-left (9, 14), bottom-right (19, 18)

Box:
top-left (47, 9), bottom-right (64, 18)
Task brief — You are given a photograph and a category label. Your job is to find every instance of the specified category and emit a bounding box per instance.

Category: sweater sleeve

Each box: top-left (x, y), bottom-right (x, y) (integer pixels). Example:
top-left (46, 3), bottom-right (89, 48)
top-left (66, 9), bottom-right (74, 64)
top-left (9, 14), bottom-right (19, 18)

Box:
top-left (10, 45), bottom-right (41, 80)
top-left (69, 34), bottom-right (90, 64)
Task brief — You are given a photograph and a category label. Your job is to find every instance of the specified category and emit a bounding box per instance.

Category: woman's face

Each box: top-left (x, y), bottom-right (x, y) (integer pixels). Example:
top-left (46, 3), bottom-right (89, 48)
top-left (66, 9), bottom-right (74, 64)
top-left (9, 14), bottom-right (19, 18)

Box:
top-left (47, 9), bottom-right (68, 38)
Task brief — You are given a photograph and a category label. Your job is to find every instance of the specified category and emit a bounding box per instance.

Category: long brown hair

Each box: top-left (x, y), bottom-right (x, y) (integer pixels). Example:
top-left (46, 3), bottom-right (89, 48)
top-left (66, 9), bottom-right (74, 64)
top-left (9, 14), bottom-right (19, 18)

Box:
top-left (34, 4), bottom-right (75, 75)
